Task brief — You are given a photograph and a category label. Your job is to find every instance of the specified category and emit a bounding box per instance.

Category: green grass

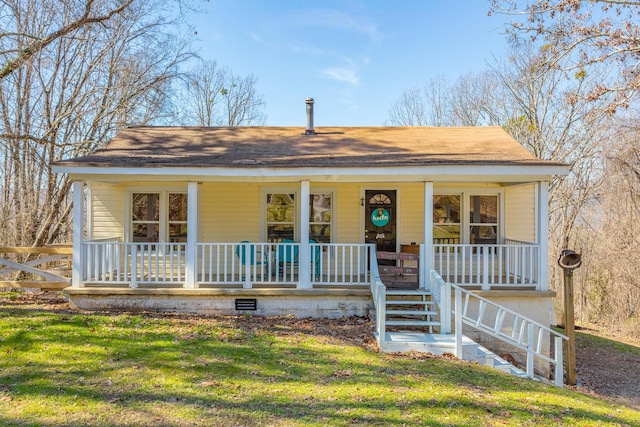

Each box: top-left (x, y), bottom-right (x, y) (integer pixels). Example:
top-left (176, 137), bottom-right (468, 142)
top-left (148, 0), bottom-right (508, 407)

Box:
top-left (1, 298), bottom-right (639, 426)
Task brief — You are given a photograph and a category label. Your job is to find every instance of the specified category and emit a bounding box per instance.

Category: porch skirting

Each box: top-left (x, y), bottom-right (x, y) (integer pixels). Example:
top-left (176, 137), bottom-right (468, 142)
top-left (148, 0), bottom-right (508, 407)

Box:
top-left (64, 287), bottom-right (375, 319)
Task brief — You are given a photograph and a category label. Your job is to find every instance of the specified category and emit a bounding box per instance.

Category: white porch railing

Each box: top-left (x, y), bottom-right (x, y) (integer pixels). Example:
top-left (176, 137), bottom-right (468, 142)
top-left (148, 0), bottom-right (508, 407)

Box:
top-left (82, 240), bottom-right (372, 288)
top-left (435, 242), bottom-right (539, 289)
top-left (82, 239), bottom-right (186, 287)
top-left (312, 243), bottom-right (371, 285)
top-left (197, 242), bottom-right (372, 287)
top-left (430, 270), bottom-right (567, 386)
top-left (80, 240), bottom-right (539, 289)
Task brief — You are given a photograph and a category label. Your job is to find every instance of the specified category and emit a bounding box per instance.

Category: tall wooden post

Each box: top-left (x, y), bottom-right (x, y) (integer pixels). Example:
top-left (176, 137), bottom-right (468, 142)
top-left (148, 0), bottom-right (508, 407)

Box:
top-left (558, 249), bottom-right (581, 386)
top-left (563, 268), bottom-right (577, 386)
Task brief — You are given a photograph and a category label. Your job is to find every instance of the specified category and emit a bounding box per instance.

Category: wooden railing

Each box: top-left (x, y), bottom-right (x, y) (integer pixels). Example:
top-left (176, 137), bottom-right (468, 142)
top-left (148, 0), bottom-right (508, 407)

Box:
top-left (0, 245), bottom-right (72, 289)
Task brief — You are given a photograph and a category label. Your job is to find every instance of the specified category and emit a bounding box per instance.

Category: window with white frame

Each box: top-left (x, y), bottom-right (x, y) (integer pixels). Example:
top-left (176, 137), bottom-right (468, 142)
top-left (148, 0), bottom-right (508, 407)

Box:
top-left (310, 193), bottom-right (332, 243)
top-left (433, 194), bottom-right (461, 244)
top-left (433, 193), bottom-right (499, 245)
top-left (264, 191), bottom-right (333, 243)
top-left (469, 195), bottom-right (498, 245)
top-left (266, 193), bottom-right (296, 242)
top-left (131, 192), bottom-right (187, 242)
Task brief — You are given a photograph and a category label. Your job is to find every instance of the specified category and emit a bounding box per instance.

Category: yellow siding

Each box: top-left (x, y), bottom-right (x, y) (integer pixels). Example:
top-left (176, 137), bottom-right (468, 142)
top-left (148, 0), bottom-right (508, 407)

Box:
top-left (90, 183), bottom-right (125, 240)
top-left (399, 184), bottom-right (425, 245)
top-left (333, 183), bottom-right (360, 243)
top-left (505, 184), bottom-right (536, 242)
top-left (88, 181), bottom-right (533, 246)
top-left (201, 183), bottom-right (261, 242)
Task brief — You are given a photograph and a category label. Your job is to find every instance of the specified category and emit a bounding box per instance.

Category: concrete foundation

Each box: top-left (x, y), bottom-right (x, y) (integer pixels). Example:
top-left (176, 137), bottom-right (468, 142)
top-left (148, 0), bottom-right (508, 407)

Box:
top-left (65, 287), bottom-right (375, 319)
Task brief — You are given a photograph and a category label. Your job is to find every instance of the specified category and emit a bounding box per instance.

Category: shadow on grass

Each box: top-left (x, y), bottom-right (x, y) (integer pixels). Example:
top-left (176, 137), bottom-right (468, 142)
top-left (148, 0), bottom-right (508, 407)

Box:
top-left (1, 302), bottom-right (638, 426)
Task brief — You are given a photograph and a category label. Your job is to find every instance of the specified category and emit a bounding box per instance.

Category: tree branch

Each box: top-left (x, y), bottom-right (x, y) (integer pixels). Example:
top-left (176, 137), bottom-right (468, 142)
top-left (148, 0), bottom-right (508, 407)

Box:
top-left (0, 0), bottom-right (134, 80)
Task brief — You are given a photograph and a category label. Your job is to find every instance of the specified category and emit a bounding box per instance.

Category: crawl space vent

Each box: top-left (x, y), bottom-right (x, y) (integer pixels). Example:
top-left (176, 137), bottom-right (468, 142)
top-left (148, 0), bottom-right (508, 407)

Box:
top-left (235, 298), bottom-right (257, 311)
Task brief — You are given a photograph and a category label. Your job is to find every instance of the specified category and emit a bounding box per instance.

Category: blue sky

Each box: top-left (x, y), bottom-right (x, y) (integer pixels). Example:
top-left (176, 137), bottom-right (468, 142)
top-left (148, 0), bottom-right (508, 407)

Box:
top-left (190, 1), bottom-right (509, 126)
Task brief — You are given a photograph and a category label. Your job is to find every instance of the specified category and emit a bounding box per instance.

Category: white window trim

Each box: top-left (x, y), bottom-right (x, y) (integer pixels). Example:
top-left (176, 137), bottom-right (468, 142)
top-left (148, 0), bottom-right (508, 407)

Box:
top-left (261, 188), bottom-right (299, 242)
top-left (260, 187), bottom-right (335, 243)
top-left (433, 189), bottom-right (504, 244)
top-left (126, 186), bottom-right (187, 243)
top-left (309, 188), bottom-right (335, 244)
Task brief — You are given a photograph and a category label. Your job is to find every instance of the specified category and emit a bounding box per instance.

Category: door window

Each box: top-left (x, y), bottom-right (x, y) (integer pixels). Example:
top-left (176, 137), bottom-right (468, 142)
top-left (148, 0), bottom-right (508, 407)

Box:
top-left (168, 194), bottom-right (188, 243)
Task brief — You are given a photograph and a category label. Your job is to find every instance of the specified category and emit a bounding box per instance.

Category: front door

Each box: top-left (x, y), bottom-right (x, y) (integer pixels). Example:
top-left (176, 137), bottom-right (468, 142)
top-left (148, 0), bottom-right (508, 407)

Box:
top-left (364, 190), bottom-right (397, 258)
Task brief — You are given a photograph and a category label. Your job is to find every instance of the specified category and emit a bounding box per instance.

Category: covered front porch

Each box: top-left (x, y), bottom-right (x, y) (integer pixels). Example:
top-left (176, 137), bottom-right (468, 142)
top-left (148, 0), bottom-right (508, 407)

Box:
top-left (70, 178), bottom-right (550, 293)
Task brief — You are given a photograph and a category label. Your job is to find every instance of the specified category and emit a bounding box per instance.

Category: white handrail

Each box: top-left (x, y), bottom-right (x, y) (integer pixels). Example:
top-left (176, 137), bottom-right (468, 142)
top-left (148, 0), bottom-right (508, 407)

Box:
top-left (367, 245), bottom-right (386, 348)
top-left (431, 270), bottom-right (566, 386)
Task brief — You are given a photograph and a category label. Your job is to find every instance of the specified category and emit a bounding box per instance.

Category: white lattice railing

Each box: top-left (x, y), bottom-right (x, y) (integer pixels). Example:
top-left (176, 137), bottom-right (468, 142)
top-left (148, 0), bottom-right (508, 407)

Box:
top-left (434, 242), bottom-right (539, 289)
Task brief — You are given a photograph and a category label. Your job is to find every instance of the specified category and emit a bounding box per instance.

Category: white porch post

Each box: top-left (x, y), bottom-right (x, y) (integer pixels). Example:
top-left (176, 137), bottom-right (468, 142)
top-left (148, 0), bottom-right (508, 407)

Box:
top-left (298, 180), bottom-right (311, 288)
top-left (185, 181), bottom-right (200, 289)
top-left (422, 182), bottom-right (434, 290)
top-left (72, 181), bottom-right (84, 288)
top-left (537, 181), bottom-right (549, 291)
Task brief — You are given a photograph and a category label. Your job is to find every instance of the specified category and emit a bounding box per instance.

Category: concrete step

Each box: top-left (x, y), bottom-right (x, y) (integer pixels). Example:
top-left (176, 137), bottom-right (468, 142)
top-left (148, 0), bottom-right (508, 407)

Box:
top-left (377, 332), bottom-right (531, 381)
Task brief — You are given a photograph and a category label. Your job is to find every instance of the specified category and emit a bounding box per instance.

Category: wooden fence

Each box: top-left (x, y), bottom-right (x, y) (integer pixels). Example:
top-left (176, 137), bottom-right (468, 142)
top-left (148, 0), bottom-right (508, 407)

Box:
top-left (0, 246), bottom-right (72, 290)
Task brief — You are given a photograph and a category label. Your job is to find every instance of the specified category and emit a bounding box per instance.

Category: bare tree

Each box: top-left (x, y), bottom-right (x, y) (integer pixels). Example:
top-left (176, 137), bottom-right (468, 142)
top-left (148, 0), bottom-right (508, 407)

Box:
top-left (0, 0), bottom-right (193, 249)
top-left (0, 0), bottom-right (136, 80)
top-left (576, 118), bottom-right (640, 335)
top-left (387, 72), bottom-right (503, 126)
top-left (182, 60), bottom-right (228, 126)
top-left (387, 76), bottom-right (450, 126)
top-left (181, 61), bottom-right (266, 126)
top-left (490, 0), bottom-right (640, 110)
top-left (387, 41), bottom-right (614, 294)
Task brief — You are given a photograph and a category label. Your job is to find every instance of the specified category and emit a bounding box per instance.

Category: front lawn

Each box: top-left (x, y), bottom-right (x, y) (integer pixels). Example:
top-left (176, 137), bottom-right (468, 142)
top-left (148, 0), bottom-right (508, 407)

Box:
top-left (1, 294), bottom-right (638, 426)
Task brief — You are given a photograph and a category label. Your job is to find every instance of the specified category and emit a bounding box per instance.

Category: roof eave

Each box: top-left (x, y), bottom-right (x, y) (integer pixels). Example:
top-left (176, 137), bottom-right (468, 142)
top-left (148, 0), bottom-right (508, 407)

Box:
top-left (53, 163), bottom-right (570, 182)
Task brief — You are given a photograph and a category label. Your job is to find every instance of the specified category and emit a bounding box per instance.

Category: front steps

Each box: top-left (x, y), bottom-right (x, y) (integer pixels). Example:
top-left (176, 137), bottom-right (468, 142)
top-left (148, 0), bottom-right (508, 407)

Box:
top-left (385, 289), bottom-right (439, 333)
top-left (378, 288), bottom-right (528, 380)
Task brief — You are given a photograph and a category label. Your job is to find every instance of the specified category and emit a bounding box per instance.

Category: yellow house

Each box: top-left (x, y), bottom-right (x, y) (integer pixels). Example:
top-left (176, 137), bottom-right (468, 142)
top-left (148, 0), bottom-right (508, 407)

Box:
top-left (52, 105), bottom-right (571, 384)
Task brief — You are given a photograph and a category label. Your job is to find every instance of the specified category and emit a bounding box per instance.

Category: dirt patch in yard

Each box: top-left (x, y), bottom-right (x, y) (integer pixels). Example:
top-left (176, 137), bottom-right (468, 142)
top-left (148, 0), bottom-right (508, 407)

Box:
top-left (573, 325), bottom-right (640, 410)
top-left (3, 291), bottom-right (639, 410)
